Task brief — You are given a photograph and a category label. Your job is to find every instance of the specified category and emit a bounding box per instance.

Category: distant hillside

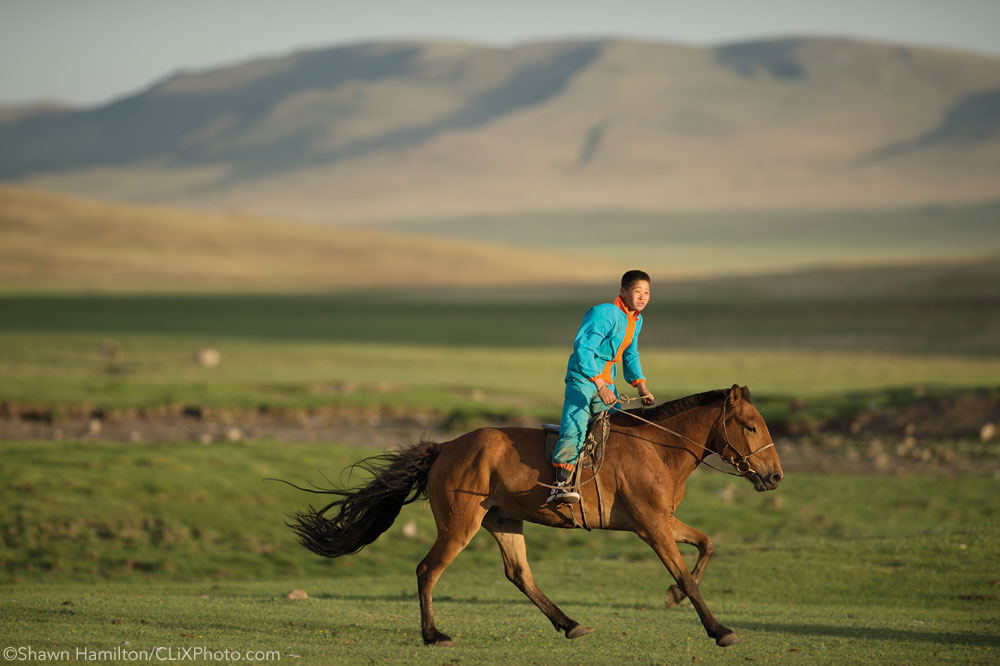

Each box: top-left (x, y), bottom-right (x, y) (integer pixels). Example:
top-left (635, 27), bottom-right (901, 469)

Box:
top-left (2, 37), bottom-right (1000, 221)
top-left (0, 100), bottom-right (74, 123)
top-left (0, 185), bottom-right (615, 290)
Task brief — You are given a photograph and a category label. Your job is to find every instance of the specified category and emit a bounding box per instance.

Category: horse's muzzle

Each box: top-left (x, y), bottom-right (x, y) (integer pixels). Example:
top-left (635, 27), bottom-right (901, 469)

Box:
top-left (752, 470), bottom-right (783, 491)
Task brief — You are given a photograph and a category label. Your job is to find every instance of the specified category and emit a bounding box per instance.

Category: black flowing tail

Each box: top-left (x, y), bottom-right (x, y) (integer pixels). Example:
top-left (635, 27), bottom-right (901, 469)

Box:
top-left (283, 441), bottom-right (441, 558)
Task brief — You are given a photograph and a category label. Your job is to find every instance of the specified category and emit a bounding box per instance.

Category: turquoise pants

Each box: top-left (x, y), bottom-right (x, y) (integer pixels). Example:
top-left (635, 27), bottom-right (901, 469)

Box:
top-left (552, 381), bottom-right (620, 467)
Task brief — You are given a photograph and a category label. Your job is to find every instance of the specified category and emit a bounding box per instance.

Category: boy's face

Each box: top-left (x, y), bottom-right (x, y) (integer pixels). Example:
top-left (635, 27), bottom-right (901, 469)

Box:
top-left (619, 280), bottom-right (650, 313)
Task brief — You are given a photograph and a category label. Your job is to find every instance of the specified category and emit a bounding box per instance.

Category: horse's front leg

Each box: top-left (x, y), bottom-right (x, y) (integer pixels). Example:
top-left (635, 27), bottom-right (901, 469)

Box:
top-left (638, 524), bottom-right (738, 647)
top-left (664, 518), bottom-right (714, 608)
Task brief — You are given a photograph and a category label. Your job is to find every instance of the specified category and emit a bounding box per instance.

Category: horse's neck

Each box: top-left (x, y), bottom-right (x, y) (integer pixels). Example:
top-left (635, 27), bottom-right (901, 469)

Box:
top-left (654, 402), bottom-right (718, 478)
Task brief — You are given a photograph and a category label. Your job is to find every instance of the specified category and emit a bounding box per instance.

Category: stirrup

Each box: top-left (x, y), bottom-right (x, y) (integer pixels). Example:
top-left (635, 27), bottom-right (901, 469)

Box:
top-left (547, 483), bottom-right (581, 505)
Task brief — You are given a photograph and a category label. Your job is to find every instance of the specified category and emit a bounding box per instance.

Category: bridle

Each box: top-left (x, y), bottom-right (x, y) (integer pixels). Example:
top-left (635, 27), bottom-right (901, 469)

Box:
top-left (715, 399), bottom-right (775, 476)
top-left (609, 396), bottom-right (774, 479)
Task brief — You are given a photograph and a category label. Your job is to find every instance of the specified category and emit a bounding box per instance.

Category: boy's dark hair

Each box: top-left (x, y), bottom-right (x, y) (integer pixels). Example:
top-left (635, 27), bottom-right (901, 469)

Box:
top-left (621, 270), bottom-right (651, 289)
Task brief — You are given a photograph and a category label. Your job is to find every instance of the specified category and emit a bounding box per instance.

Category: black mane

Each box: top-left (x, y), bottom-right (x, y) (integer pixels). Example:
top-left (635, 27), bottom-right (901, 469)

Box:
top-left (612, 388), bottom-right (731, 426)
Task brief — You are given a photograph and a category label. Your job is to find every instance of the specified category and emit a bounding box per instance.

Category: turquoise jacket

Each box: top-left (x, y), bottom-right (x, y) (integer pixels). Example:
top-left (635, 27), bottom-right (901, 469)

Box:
top-left (564, 296), bottom-right (645, 387)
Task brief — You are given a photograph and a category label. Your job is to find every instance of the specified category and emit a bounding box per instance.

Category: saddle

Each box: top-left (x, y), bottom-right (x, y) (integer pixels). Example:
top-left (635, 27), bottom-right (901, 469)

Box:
top-left (542, 411), bottom-right (610, 470)
top-left (541, 412), bottom-right (611, 531)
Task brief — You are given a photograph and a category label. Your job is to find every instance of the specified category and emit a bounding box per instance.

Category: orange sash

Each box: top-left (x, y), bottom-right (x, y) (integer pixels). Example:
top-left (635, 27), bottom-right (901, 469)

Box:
top-left (595, 296), bottom-right (638, 385)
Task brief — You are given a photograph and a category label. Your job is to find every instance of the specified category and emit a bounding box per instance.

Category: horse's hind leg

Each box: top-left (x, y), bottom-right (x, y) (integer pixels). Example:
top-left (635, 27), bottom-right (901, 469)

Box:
top-left (417, 504), bottom-right (486, 646)
top-left (665, 518), bottom-right (714, 608)
top-left (483, 512), bottom-right (592, 640)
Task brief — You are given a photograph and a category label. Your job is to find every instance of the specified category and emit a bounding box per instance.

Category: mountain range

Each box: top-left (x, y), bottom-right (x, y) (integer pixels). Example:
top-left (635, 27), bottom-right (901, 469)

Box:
top-left (2, 37), bottom-right (999, 222)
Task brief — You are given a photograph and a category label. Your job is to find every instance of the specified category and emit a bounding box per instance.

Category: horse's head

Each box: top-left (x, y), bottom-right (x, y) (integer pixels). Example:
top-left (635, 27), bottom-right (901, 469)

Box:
top-left (712, 385), bottom-right (783, 492)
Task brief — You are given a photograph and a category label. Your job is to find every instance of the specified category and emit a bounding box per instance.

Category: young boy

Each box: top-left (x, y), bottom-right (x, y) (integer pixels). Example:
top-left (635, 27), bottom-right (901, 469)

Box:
top-left (548, 270), bottom-right (655, 504)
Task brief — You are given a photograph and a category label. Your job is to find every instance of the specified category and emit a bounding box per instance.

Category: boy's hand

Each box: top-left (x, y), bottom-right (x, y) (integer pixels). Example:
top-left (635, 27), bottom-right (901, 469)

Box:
top-left (598, 386), bottom-right (618, 406)
top-left (636, 381), bottom-right (655, 406)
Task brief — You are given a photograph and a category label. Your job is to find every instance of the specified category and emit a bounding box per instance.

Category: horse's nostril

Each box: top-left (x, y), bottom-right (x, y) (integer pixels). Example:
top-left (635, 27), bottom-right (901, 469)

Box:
top-left (769, 473), bottom-right (783, 485)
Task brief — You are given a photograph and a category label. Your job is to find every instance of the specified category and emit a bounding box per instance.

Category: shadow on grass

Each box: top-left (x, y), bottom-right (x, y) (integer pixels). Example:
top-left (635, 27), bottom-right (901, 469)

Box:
top-left (736, 620), bottom-right (1000, 647)
top-left (308, 591), bottom-right (675, 613)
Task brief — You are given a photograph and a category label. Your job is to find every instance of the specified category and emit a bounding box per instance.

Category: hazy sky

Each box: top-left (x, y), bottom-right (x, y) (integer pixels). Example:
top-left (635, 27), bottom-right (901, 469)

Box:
top-left (2, 0), bottom-right (999, 107)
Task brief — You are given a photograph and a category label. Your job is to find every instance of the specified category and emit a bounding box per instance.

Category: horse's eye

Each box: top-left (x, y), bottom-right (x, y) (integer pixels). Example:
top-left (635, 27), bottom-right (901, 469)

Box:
top-left (745, 424), bottom-right (757, 433)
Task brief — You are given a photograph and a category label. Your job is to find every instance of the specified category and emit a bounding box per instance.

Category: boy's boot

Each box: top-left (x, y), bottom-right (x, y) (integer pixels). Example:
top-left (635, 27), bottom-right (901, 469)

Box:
top-left (546, 466), bottom-right (581, 505)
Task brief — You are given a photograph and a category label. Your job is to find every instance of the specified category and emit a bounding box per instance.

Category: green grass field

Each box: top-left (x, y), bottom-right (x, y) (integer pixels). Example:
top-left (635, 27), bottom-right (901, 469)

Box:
top-left (3, 261), bottom-right (998, 355)
top-left (5, 439), bottom-right (998, 583)
top-left (3, 544), bottom-right (998, 666)
top-left (2, 258), bottom-right (999, 663)
top-left (2, 439), bottom-right (998, 664)
top-left (3, 331), bottom-right (999, 411)
top-left (2, 263), bottom-right (998, 421)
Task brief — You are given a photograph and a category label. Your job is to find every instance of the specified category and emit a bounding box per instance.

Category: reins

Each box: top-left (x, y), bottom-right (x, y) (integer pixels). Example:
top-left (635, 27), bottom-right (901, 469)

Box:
top-left (536, 392), bottom-right (777, 513)
top-left (609, 395), bottom-right (775, 478)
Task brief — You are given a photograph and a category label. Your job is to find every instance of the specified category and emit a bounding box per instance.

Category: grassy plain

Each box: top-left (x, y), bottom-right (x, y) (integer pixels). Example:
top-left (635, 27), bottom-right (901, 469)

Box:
top-left (3, 542), bottom-right (999, 666)
top-left (2, 439), bottom-right (998, 664)
top-left (2, 253), bottom-right (998, 417)
top-left (3, 439), bottom-right (999, 582)
top-left (2, 332), bottom-right (1000, 427)
top-left (2, 192), bottom-right (999, 663)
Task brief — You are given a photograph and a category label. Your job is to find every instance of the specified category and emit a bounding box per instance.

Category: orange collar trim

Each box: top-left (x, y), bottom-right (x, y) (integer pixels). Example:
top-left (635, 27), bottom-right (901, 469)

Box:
top-left (614, 295), bottom-right (640, 321)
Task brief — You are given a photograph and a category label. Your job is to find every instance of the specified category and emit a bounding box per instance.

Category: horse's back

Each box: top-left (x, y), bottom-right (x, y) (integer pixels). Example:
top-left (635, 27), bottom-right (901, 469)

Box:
top-left (427, 427), bottom-right (551, 510)
top-left (430, 426), bottom-right (548, 481)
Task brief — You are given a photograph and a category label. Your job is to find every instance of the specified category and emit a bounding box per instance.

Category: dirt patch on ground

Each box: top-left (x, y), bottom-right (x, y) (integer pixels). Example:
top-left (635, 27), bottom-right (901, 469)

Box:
top-left (2, 392), bottom-right (997, 475)
top-left (822, 391), bottom-right (999, 441)
top-left (0, 402), bottom-right (463, 449)
top-left (775, 391), bottom-right (1000, 475)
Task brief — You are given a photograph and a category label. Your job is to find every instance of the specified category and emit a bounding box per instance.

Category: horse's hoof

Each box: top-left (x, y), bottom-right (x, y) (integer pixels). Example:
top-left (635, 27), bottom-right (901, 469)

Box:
top-left (665, 585), bottom-right (685, 608)
top-left (424, 632), bottom-right (454, 646)
top-left (565, 624), bottom-right (594, 639)
top-left (716, 632), bottom-right (740, 647)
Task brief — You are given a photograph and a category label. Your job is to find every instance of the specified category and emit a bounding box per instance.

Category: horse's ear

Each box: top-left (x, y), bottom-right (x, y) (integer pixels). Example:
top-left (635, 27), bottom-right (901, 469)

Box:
top-left (728, 384), bottom-right (742, 405)
top-left (740, 385), bottom-right (753, 404)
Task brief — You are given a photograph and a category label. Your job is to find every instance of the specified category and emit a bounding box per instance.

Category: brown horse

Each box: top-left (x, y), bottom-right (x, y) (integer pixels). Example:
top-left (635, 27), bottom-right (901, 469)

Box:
top-left (287, 385), bottom-right (782, 648)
